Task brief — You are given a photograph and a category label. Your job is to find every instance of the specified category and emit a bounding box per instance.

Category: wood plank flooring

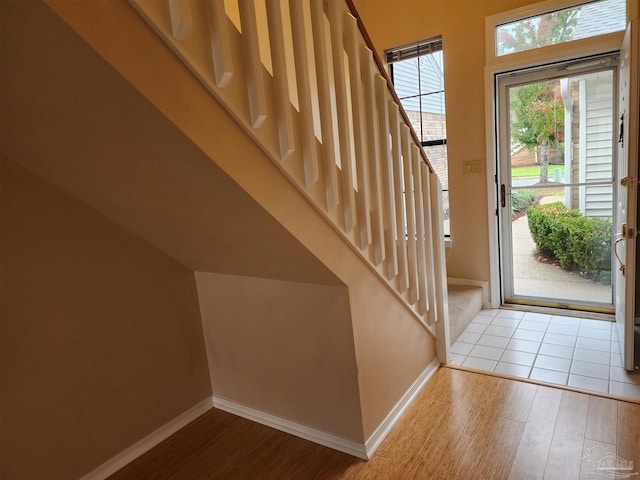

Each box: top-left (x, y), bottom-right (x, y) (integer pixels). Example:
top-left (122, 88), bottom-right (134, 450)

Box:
top-left (108, 367), bottom-right (640, 480)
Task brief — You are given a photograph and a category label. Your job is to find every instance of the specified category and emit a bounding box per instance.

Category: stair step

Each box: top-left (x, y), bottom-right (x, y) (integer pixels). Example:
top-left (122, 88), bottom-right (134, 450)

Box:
top-left (447, 284), bottom-right (483, 343)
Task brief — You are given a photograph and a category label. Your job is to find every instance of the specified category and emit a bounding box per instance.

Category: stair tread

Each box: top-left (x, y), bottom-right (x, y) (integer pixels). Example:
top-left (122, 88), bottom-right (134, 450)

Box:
top-left (447, 284), bottom-right (483, 343)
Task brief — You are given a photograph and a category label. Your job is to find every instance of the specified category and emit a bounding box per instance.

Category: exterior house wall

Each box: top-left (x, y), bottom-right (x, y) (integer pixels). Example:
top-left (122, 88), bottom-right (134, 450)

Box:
top-left (583, 75), bottom-right (614, 218)
top-left (570, 75), bottom-right (615, 217)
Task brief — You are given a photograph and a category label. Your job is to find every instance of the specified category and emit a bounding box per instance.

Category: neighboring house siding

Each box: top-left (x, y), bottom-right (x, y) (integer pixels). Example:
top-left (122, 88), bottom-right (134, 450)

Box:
top-left (583, 76), bottom-right (614, 217)
top-left (571, 83), bottom-right (581, 209)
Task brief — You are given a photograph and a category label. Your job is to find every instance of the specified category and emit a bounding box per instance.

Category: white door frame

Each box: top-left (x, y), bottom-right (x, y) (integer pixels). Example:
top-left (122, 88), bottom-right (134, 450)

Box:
top-left (495, 58), bottom-right (618, 309)
top-left (484, 11), bottom-right (626, 308)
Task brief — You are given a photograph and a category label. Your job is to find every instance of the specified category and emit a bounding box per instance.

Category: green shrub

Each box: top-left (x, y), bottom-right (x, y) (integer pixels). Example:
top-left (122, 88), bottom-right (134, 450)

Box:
top-left (527, 202), bottom-right (611, 281)
top-left (511, 190), bottom-right (536, 218)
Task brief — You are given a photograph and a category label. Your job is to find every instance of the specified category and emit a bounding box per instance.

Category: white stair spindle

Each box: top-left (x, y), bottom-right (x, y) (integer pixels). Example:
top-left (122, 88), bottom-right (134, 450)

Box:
top-left (205, 0), bottom-right (233, 87)
top-left (168, 0), bottom-right (193, 41)
top-left (375, 75), bottom-right (398, 280)
top-left (421, 163), bottom-right (437, 325)
top-left (389, 102), bottom-right (409, 292)
top-left (344, 12), bottom-right (371, 249)
top-left (401, 125), bottom-right (419, 305)
top-left (430, 173), bottom-right (449, 331)
top-left (328, 0), bottom-right (355, 233)
top-left (238, 0), bottom-right (267, 128)
top-left (289, 0), bottom-right (319, 187)
top-left (310, 0), bottom-right (339, 210)
top-left (412, 147), bottom-right (429, 315)
top-left (266, 0), bottom-right (295, 159)
top-left (361, 45), bottom-right (385, 265)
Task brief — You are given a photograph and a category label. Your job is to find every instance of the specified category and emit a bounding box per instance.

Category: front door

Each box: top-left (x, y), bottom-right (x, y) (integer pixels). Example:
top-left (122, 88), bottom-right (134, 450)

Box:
top-left (497, 56), bottom-right (618, 312)
top-left (614, 20), bottom-right (638, 371)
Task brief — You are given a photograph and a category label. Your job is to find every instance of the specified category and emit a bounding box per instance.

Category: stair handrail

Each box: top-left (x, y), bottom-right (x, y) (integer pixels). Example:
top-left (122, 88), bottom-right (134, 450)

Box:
top-left (344, 0), bottom-right (435, 175)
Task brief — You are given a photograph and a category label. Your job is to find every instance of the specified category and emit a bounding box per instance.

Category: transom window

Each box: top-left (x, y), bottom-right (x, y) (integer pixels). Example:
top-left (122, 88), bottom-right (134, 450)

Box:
top-left (495, 0), bottom-right (626, 57)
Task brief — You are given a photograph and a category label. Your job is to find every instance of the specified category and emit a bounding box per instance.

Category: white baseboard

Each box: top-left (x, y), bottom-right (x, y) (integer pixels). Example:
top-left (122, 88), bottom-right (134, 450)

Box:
top-left (447, 277), bottom-right (490, 308)
top-left (79, 360), bottom-right (441, 478)
top-left (364, 357), bottom-right (440, 458)
top-left (79, 397), bottom-right (214, 480)
top-left (213, 396), bottom-right (368, 459)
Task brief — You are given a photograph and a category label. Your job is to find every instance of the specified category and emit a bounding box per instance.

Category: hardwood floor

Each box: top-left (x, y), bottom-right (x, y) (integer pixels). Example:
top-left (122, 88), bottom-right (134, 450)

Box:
top-left (109, 367), bottom-right (640, 479)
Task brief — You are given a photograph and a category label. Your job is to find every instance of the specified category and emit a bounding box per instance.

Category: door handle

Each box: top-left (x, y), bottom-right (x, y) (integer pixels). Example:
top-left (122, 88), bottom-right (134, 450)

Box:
top-left (614, 237), bottom-right (625, 276)
top-left (501, 184), bottom-right (506, 208)
top-left (614, 223), bottom-right (627, 276)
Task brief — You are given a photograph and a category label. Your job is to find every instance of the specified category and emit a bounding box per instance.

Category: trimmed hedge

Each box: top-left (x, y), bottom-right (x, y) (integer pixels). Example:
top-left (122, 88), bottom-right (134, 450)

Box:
top-left (527, 202), bottom-right (611, 282)
top-left (511, 190), bottom-right (536, 219)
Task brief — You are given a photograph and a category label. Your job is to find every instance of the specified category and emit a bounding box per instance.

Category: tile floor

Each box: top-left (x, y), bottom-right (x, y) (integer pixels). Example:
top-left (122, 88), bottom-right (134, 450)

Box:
top-left (449, 308), bottom-right (640, 400)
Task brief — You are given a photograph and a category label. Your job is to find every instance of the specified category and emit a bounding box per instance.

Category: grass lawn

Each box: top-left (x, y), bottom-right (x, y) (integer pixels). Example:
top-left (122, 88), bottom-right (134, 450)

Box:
top-left (511, 165), bottom-right (565, 178)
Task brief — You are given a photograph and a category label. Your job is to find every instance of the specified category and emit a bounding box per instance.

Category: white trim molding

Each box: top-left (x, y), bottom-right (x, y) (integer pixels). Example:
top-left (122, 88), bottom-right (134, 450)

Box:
top-left (79, 397), bottom-right (214, 480)
top-left (213, 396), bottom-right (369, 459)
top-left (364, 357), bottom-right (440, 458)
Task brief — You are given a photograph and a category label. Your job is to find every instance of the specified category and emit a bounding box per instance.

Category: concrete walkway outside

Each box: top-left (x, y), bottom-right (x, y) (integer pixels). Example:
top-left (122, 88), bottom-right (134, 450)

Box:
top-left (511, 215), bottom-right (612, 304)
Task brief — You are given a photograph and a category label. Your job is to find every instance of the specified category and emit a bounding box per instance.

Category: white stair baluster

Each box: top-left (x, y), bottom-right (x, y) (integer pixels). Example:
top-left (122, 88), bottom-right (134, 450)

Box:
top-left (430, 173), bottom-right (450, 337)
top-left (266, 0), bottom-right (295, 159)
top-left (344, 12), bottom-right (371, 249)
top-left (238, 0), bottom-right (268, 128)
top-left (376, 75), bottom-right (398, 280)
top-left (421, 163), bottom-right (437, 325)
top-left (310, 0), bottom-right (339, 211)
top-left (361, 45), bottom-right (385, 265)
top-left (168, 0), bottom-right (192, 41)
top-left (205, 0), bottom-right (233, 87)
top-left (412, 148), bottom-right (428, 315)
top-left (328, 0), bottom-right (356, 233)
top-left (289, 0), bottom-right (319, 187)
top-left (389, 102), bottom-right (409, 292)
top-left (401, 125), bottom-right (419, 305)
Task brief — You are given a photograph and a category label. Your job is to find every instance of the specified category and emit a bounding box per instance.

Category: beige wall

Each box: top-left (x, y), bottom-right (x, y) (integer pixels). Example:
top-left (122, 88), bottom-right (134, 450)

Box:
top-left (196, 272), bottom-right (363, 441)
top-left (353, 0), bottom-right (537, 285)
top-left (0, 153), bottom-right (211, 480)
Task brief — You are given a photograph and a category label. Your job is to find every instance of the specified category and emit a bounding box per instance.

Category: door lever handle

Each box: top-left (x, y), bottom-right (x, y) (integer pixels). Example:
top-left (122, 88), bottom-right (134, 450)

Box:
top-left (614, 223), bottom-right (627, 275)
top-left (614, 237), bottom-right (626, 276)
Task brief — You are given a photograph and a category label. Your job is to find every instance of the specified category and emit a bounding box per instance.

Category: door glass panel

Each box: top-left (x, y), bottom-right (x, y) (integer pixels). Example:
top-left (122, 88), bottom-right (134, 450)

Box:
top-left (510, 184), bottom-right (613, 305)
top-left (504, 68), bottom-right (615, 309)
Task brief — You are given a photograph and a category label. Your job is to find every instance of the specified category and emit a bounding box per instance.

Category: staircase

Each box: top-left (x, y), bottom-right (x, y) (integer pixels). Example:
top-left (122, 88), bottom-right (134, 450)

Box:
top-left (6, 0), bottom-right (451, 465)
top-left (129, 0), bottom-right (448, 331)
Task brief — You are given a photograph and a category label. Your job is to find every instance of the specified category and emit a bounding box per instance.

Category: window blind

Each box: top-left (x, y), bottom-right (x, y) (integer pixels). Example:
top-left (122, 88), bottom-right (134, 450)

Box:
top-left (385, 37), bottom-right (443, 64)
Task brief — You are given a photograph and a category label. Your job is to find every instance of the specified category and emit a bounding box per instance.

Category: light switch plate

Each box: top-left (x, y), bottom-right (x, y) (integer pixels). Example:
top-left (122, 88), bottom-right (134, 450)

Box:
top-left (463, 160), bottom-right (483, 176)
